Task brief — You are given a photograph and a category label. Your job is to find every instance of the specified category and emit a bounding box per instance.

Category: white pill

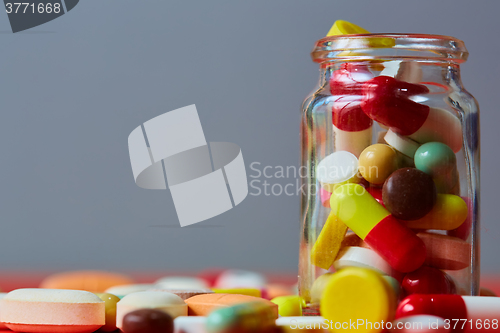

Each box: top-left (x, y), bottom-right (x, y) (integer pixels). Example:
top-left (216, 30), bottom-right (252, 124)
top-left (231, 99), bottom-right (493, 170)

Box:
top-left (155, 276), bottom-right (209, 290)
top-left (116, 291), bottom-right (187, 329)
top-left (105, 283), bottom-right (156, 297)
top-left (334, 246), bottom-right (393, 276)
top-left (316, 151), bottom-right (360, 192)
top-left (214, 270), bottom-right (267, 289)
top-left (384, 129), bottom-right (420, 158)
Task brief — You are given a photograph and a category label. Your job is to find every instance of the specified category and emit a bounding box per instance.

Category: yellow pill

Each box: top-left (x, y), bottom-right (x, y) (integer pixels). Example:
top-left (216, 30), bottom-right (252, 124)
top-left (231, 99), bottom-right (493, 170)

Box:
top-left (311, 212), bottom-right (348, 270)
top-left (271, 295), bottom-right (305, 317)
top-left (95, 292), bottom-right (120, 332)
top-left (359, 144), bottom-right (399, 185)
top-left (212, 288), bottom-right (261, 298)
top-left (327, 20), bottom-right (370, 36)
top-left (405, 194), bottom-right (467, 230)
top-left (330, 184), bottom-right (389, 239)
top-left (321, 267), bottom-right (396, 333)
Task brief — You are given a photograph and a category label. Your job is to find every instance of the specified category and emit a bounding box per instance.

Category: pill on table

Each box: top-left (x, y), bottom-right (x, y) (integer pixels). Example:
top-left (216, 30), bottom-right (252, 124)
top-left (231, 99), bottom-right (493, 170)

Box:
top-left (380, 60), bottom-right (423, 84)
top-left (404, 194), bottom-right (467, 230)
top-left (95, 293), bottom-right (120, 332)
top-left (122, 309), bottom-right (173, 333)
top-left (417, 232), bottom-right (471, 270)
top-left (396, 295), bottom-right (500, 330)
top-left (185, 293), bottom-right (278, 317)
top-left (321, 267), bottom-right (396, 333)
top-left (271, 296), bottom-right (304, 317)
top-left (383, 168), bottom-right (437, 220)
top-left (316, 151), bottom-right (361, 192)
top-left (39, 270), bottom-right (134, 293)
top-left (212, 288), bottom-right (261, 298)
top-left (155, 277), bottom-right (209, 290)
top-left (276, 316), bottom-right (326, 333)
top-left (311, 212), bottom-right (348, 270)
top-left (116, 291), bottom-right (187, 330)
top-left (415, 142), bottom-right (459, 194)
top-left (330, 184), bottom-right (426, 272)
top-left (332, 97), bottom-right (373, 157)
top-left (174, 316), bottom-right (207, 333)
top-left (358, 144), bottom-right (399, 185)
top-left (105, 284), bottom-right (156, 298)
top-left (384, 129), bottom-right (420, 159)
top-left (390, 315), bottom-right (449, 333)
top-left (206, 302), bottom-right (277, 333)
top-left (148, 289), bottom-right (213, 300)
top-left (214, 270), bottom-right (267, 289)
top-left (0, 288), bottom-right (105, 333)
top-left (310, 274), bottom-right (333, 305)
top-left (402, 266), bottom-right (456, 295)
top-left (334, 246), bottom-right (394, 276)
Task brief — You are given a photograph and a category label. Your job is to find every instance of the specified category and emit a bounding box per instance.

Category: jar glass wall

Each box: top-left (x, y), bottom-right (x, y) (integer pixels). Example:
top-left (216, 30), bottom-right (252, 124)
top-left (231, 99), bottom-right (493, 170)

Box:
top-left (299, 34), bottom-right (480, 313)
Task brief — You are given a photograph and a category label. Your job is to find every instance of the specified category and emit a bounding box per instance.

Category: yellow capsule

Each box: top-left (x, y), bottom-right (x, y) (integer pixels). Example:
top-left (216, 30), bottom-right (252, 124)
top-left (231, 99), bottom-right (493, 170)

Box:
top-left (330, 184), bottom-right (389, 239)
top-left (95, 292), bottom-right (120, 332)
top-left (321, 267), bottom-right (396, 333)
top-left (327, 20), bottom-right (370, 36)
top-left (311, 212), bottom-right (348, 270)
top-left (271, 295), bottom-right (305, 317)
top-left (405, 194), bottom-right (467, 230)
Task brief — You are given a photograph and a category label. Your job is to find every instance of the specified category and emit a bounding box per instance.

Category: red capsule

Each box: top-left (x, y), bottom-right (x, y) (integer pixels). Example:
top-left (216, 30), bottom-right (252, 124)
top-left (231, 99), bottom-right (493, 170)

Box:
top-left (330, 63), bottom-right (373, 96)
top-left (402, 266), bottom-right (456, 295)
top-left (332, 96), bottom-right (373, 131)
top-left (361, 76), bottom-right (430, 135)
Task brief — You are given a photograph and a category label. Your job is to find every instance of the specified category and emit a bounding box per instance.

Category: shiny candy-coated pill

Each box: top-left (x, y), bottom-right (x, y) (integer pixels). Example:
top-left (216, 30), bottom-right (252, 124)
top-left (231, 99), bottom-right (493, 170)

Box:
top-left (382, 168), bottom-right (437, 220)
top-left (321, 267), bottom-right (396, 333)
top-left (206, 302), bottom-right (277, 333)
top-left (415, 142), bottom-right (459, 193)
top-left (95, 293), bottom-right (120, 332)
top-left (122, 309), bottom-right (173, 333)
top-left (359, 144), bottom-right (399, 185)
top-left (330, 184), bottom-right (426, 272)
top-left (402, 266), bottom-right (456, 295)
top-left (404, 194), bottom-right (467, 230)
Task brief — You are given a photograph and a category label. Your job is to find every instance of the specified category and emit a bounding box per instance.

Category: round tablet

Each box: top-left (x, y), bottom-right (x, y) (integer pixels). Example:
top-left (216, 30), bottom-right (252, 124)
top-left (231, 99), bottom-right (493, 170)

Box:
top-left (154, 276), bottom-right (209, 290)
top-left (383, 168), bottom-right (437, 220)
top-left (414, 142), bottom-right (456, 176)
top-left (384, 129), bottom-right (420, 158)
top-left (116, 291), bottom-right (187, 330)
top-left (0, 289), bottom-right (104, 333)
top-left (334, 246), bottom-right (393, 276)
top-left (359, 144), bottom-right (399, 185)
top-left (417, 232), bottom-right (471, 270)
top-left (122, 309), bottom-right (173, 333)
top-left (316, 151), bottom-right (360, 192)
top-left (105, 284), bottom-right (156, 298)
top-left (185, 293), bottom-right (278, 317)
top-left (321, 267), bottom-right (396, 333)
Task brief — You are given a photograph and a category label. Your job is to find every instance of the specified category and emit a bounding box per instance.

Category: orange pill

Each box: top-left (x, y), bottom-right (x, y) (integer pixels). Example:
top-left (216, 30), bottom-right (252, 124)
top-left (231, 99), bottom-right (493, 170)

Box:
top-left (417, 232), bottom-right (471, 270)
top-left (185, 293), bottom-right (278, 318)
top-left (40, 270), bottom-right (134, 293)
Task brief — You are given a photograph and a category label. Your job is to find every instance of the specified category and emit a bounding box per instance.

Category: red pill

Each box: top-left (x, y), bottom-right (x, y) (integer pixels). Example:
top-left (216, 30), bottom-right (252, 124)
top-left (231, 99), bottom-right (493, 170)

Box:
top-left (402, 266), bottom-right (456, 295)
top-left (330, 63), bottom-right (373, 96)
top-left (332, 96), bottom-right (373, 131)
top-left (361, 76), bottom-right (430, 135)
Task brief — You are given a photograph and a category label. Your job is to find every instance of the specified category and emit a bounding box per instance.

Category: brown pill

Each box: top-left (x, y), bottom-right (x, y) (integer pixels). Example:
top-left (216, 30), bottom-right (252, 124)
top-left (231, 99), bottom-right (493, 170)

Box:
top-left (122, 309), bottom-right (173, 333)
top-left (382, 167), bottom-right (437, 220)
top-left (417, 232), bottom-right (471, 270)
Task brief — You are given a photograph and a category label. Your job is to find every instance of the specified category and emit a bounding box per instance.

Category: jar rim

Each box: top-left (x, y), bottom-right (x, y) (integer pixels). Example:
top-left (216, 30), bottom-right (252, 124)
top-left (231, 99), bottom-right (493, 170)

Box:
top-left (311, 33), bottom-right (468, 64)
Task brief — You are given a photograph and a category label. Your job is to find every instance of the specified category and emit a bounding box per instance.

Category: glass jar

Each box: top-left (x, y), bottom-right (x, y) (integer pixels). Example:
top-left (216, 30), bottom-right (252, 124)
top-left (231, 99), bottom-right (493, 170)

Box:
top-left (299, 34), bottom-right (480, 312)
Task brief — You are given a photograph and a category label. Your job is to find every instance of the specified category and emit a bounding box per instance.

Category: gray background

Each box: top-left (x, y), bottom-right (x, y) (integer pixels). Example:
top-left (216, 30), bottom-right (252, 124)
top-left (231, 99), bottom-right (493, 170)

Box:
top-left (0, 0), bottom-right (499, 275)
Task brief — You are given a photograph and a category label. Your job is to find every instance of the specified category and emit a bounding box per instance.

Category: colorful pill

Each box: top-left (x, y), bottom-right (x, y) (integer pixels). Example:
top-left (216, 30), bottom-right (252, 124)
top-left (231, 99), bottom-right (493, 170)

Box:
top-left (417, 232), bottom-right (471, 270)
top-left (105, 284), bottom-right (156, 298)
top-left (206, 302), bottom-right (277, 333)
top-left (334, 246), bottom-right (394, 276)
top-left (122, 309), bottom-right (173, 333)
top-left (327, 20), bottom-right (370, 36)
top-left (330, 184), bottom-right (426, 272)
top-left (95, 292), bottom-right (121, 332)
top-left (0, 289), bottom-right (105, 333)
top-left (358, 144), bottom-right (399, 185)
top-left (447, 197), bottom-right (472, 240)
top-left (311, 212), bottom-right (348, 270)
top-left (382, 168), bottom-right (437, 220)
top-left (116, 291), bottom-right (187, 330)
top-left (316, 151), bottom-right (361, 192)
top-left (384, 129), bottom-right (420, 159)
top-left (402, 266), bottom-right (456, 295)
top-left (271, 295), bottom-right (304, 317)
top-left (404, 194), bottom-right (467, 230)
top-left (39, 270), bottom-right (134, 293)
top-left (185, 293), bottom-right (278, 317)
top-left (396, 295), bottom-right (500, 331)
top-left (415, 142), bottom-right (459, 194)
top-left (321, 267), bottom-right (397, 333)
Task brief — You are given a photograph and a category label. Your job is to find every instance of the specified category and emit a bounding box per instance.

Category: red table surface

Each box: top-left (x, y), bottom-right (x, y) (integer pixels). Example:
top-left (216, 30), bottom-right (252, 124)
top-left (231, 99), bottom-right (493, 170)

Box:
top-left (0, 271), bottom-right (497, 295)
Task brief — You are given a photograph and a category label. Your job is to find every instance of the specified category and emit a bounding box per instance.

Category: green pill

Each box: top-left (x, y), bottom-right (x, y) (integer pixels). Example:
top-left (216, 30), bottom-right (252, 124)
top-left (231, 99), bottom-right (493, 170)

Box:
top-left (414, 142), bottom-right (456, 176)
